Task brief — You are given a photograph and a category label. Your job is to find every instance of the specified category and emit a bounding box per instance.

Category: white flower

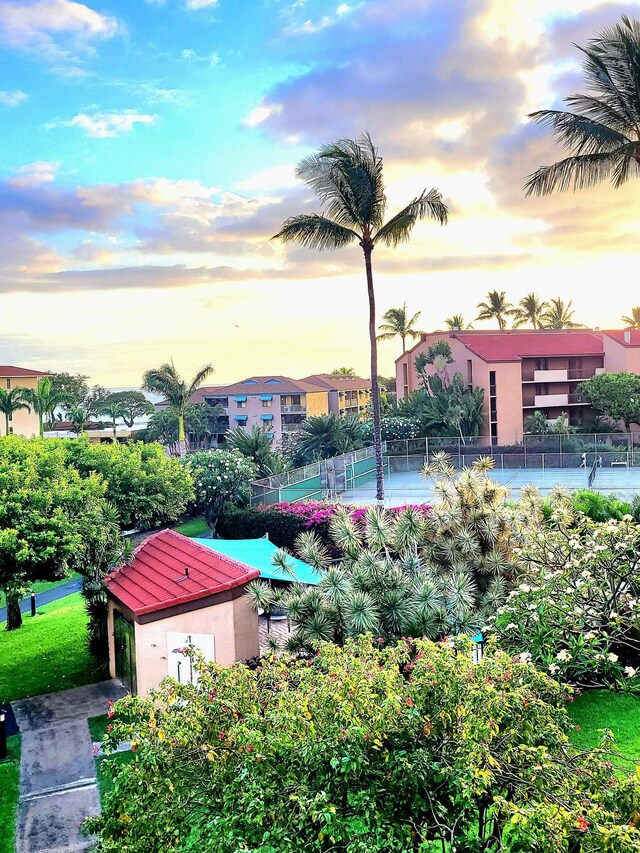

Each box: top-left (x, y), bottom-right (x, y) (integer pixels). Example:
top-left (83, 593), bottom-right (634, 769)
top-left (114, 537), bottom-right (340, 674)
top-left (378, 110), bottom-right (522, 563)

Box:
top-left (505, 622), bottom-right (517, 631)
top-left (610, 612), bottom-right (619, 620)
top-left (518, 584), bottom-right (531, 593)
top-left (548, 663), bottom-right (560, 674)
top-left (624, 666), bottom-right (637, 678)
top-left (583, 632), bottom-right (596, 641)
top-left (519, 652), bottom-right (532, 664)
top-left (556, 650), bottom-right (571, 662)
top-left (607, 653), bottom-right (619, 663)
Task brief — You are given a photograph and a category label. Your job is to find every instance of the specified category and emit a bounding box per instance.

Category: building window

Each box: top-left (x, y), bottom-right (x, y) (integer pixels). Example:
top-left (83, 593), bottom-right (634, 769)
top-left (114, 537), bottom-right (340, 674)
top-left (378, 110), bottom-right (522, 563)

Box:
top-left (490, 421), bottom-right (497, 439)
top-left (262, 399), bottom-right (272, 408)
top-left (291, 395), bottom-right (301, 406)
top-left (236, 400), bottom-right (246, 409)
top-left (536, 358), bottom-right (548, 371)
top-left (489, 370), bottom-right (496, 396)
top-left (6, 379), bottom-right (10, 389)
top-left (467, 360), bottom-right (473, 388)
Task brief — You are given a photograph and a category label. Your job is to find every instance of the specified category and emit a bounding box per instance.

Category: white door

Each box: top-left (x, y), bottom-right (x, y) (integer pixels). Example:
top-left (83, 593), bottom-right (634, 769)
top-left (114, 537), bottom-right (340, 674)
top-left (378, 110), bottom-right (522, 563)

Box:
top-left (166, 632), bottom-right (216, 685)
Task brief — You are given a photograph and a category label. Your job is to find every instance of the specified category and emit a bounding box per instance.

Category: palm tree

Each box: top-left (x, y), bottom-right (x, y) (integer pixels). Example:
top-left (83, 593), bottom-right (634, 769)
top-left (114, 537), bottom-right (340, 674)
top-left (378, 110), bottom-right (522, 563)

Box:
top-left (98, 399), bottom-right (126, 441)
top-left (66, 404), bottom-right (93, 435)
top-left (142, 362), bottom-right (213, 450)
top-left (273, 133), bottom-right (447, 501)
top-left (511, 293), bottom-right (549, 329)
top-left (0, 388), bottom-right (31, 436)
top-left (22, 376), bottom-right (61, 437)
top-left (445, 314), bottom-right (473, 330)
top-left (525, 16), bottom-right (640, 197)
top-left (294, 413), bottom-right (362, 462)
top-left (622, 307), bottom-right (640, 329)
top-left (376, 303), bottom-right (425, 353)
top-left (331, 367), bottom-right (356, 376)
top-left (541, 298), bottom-right (585, 329)
top-left (476, 290), bottom-right (514, 330)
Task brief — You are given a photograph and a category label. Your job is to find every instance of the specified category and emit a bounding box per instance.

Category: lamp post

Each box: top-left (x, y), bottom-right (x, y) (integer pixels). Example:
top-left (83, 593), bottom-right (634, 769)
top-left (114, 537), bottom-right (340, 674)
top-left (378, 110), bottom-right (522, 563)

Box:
top-left (0, 711), bottom-right (7, 760)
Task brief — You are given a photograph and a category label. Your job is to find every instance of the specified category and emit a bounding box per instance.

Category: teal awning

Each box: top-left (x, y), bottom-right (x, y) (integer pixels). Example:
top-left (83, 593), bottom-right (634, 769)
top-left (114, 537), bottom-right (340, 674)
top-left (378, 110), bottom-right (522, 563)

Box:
top-left (260, 414), bottom-right (273, 421)
top-left (234, 395), bottom-right (247, 402)
top-left (193, 538), bottom-right (319, 585)
top-left (260, 395), bottom-right (272, 401)
top-left (235, 415), bottom-right (247, 422)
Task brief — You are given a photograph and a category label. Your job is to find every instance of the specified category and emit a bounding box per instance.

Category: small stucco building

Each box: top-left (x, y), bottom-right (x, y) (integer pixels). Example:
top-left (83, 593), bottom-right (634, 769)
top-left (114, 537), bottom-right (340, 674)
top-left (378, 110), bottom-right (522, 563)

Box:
top-left (105, 529), bottom-right (260, 697)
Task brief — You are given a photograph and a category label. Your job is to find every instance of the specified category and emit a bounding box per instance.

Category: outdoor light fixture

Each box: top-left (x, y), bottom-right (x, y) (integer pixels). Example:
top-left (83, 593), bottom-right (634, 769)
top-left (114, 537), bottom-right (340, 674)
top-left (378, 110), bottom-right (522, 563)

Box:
top-left (0, 711), bottom-right (6, 761)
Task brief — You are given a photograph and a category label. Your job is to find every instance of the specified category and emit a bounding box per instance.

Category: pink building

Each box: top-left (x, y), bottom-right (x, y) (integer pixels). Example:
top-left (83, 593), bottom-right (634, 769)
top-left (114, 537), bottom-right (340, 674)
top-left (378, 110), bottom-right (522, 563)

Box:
top-left (190, 373), bottom-right (371, 444)
top-left (395, 329), bottom-right (640, 445)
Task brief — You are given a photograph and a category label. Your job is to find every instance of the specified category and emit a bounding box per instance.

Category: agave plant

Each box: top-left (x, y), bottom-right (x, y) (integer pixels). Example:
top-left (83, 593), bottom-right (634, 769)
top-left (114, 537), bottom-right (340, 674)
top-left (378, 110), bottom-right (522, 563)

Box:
top-left (276, 456), bottom-right (543, 650)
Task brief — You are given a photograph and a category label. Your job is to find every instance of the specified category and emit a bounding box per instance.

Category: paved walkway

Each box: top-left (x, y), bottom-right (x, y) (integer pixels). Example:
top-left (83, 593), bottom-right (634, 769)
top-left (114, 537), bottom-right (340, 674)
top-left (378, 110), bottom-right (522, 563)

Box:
top-left (0, 578), bottom-right (82, 625)
top-left (13, 680), bottom-right (127, 853)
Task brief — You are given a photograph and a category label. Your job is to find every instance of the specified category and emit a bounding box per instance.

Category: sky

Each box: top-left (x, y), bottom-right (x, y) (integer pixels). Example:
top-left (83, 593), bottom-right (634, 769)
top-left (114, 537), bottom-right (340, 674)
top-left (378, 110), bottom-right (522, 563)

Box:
top-left (1, 0), bottom-right (640, 385)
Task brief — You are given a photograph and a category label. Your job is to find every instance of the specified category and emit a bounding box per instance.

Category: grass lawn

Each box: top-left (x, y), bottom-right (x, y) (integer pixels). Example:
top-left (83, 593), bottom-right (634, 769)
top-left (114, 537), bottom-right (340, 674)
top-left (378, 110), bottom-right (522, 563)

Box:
top-left (89, 712), bottom-right (137, 801)
top-left (0, 592), bottom-right (101, 704)
top-left (0, 573), bottom-right (81, 609)
top-left (568, 690), bottom-right (640, 771)
top-left (88, 713), bottom-right (109, 745)
top-left (0, 735), bottom-right (21, 853)
top-left (174, 517), bottom-right (209, 538)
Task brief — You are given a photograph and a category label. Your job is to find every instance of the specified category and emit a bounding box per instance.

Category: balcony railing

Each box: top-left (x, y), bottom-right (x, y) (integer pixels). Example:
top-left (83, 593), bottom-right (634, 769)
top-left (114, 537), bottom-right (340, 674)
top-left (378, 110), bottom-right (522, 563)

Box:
top-left (534, 393), bottom-right (569, 407)
top-left (281, 405), bottom-right (306, 413)
top-left (281, 422), bottom-right (304, 433)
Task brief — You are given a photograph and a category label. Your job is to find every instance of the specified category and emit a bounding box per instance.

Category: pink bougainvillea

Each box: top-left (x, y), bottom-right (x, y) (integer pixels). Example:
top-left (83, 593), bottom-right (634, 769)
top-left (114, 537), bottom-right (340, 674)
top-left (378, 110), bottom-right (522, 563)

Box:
top-left (261, 500), bottom-right (430, 529)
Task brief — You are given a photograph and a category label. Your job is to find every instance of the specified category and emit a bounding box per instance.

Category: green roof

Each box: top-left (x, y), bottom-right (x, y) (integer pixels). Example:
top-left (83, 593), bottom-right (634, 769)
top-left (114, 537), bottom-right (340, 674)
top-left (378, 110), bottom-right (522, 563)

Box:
top-left (192, 537), bottom-right (319, 585)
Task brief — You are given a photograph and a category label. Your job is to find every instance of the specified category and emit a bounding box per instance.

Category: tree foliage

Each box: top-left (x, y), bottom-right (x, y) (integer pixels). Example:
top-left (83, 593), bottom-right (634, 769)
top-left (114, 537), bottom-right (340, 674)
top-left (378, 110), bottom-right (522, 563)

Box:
top-left (142, 362), bottom-right (213, 445)
top-left (579, 371), bottom-right (640, 428)
top-left (183, 450), bottom-right (257, 535)
top-left (89, 636), bottom-right (640, 852)
top-left (224, 425), bottom-right (290, 477)
top-left (376, 303), bottom-right (424, 353)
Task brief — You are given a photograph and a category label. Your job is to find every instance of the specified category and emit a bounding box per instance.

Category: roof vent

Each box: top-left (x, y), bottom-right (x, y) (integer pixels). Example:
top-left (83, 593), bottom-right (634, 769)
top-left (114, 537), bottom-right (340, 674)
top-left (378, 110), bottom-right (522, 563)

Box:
top-left (175, 566), bottom-right (190, 583)
top-left (625, 330), bottom-right (631, 343)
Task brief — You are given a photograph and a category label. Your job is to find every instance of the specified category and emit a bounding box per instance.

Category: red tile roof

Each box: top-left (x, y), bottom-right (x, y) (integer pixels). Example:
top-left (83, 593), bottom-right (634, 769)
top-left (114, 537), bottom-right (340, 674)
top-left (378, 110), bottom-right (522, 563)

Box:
top-left (105, 529), bottom-right (259, 617)
top-left (302, 373), bottom-right (372, 391)
top-left (0, 366), bottom-right (48, 377)
top-left (454, 331), bottom-right (604, 363)
top-left (603, 330), bottom-right (640, 347)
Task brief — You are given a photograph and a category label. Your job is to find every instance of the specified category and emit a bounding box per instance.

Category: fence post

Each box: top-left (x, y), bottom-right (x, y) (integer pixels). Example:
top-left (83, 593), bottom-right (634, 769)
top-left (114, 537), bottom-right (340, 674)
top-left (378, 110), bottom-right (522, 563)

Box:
top-left (542, 453), bottom-right (545, 474)
top-left (501, 453), bottom-right (504, 473)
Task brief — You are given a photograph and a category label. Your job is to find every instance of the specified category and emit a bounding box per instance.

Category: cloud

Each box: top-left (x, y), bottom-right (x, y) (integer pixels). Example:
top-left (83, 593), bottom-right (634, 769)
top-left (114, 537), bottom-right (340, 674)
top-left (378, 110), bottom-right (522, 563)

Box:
top-left (9, 161), bottom-right (59, 187)
top-left (185, 0), bottom-right (218, 8)
top-left (242, 101), bottom-right (283, 128)
top-left (0, 0), bottom-right (121, 59)
top-left (0, 90), bottom-right (27, 107)
top-left (48, 110), bottom-right (157, 138)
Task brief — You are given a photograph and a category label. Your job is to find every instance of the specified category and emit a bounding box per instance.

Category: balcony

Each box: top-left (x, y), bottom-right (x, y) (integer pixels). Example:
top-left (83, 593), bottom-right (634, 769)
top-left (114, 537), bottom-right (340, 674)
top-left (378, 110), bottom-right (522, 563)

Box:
top-left (533, 369), bottom-right (568, 382)
top-left (281, 404), bottom-right (306, 414)
top-left (281, 422), bottom-right (304, 433)
top-left (534, 393), bottom-right (569, 407)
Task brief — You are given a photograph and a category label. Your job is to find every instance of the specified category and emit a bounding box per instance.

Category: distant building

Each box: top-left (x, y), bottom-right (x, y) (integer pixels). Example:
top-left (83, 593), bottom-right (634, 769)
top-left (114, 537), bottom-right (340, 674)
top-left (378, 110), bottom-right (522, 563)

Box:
top-left (0, 365), bottom-right (49, 437)
top-left (395, 329), bottom-right (640, 445)
top-left (189, 373), bottom-right (372, 444)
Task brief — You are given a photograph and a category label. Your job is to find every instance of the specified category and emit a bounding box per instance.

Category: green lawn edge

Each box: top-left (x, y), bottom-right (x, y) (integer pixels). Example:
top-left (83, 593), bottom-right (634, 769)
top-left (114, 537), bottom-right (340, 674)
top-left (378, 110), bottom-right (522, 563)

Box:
top-left (173, 517), bottom-right (209, 538)
top-left (0, 734), bottom-right (21, 853)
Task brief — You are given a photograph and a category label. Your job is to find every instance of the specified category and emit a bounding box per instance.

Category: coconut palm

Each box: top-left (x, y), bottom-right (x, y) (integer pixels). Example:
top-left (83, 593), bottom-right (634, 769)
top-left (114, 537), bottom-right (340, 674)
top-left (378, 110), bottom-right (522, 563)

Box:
top-left (98, 399), bottom-right (126, 441)
top-left (622, 306), bottom-right (640, 329)
top-left (511, 293), bottom-right (549, 329)
top-left (0, 388), bottom-right (31, 436)
top-left (476, 290), bottom-right (514, 330)
top-left (541, 297), bottom-right (585, 329)
top-left (376, 303), bottom-right (425, 353)
top-left (142, 362), bottom-right (213, 450)
top-left (225, 425), bottom-right (290, 477)
top-left (66, 404), bottom-right (94, 435)
top-left (331, 367), bottom-right (356, 376)
top-left (445, 314), bottom-right (473, 330)
top-left (273, 133), bottom-right (447, 501)
top-left (22, 376), bottom-right (62, 437)
top-left (525, 16), bottom-right (640, 197)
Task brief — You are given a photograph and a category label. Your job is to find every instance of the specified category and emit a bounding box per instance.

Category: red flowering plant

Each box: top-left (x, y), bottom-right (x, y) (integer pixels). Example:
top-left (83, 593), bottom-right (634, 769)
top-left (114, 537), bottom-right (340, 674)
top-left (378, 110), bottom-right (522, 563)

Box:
top-left (88, 636), bottom-right (640, 852)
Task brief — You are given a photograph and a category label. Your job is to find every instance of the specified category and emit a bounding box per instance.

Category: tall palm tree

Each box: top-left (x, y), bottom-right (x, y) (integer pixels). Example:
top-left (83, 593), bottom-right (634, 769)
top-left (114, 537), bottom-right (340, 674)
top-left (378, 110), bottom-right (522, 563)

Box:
top-left (541, 297), bottom-right (585, 329)
top-left (511, 293), bottom-right (549, 329)
top-left (142, 362), bottom-right (214, 449)
top-left (331, 367), bottom-right (356, 376)
top-left (525, 16), bottom-right (640, 197)
top-left (445, 314), bottom-right (473, 331)
top-left (376, 303), bottom-right (425, 353)
top-left (476, 290), bottom-right (514, 330)
top-left (0, 388), bottom-right (31, 436)
top-left (66, 404), bottom-right (93, 435)
top-left (273, 133), bottom-right (447, 501)
top-left (23, 376), bottom-right (62, 437)
top-left (622, 306), bottom-right (640, 329)
top-left (98, 399), bottom-right (126, 441)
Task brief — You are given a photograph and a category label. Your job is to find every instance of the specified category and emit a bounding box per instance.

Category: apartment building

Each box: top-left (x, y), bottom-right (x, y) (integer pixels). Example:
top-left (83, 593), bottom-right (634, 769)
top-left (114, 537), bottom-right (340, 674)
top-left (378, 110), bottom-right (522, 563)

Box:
top-left (395, 330), bottom-right (640, 445)
top-left (191, 373), bottom-right (371, 444)
top-left (0, 365), bottom-right (48, 437)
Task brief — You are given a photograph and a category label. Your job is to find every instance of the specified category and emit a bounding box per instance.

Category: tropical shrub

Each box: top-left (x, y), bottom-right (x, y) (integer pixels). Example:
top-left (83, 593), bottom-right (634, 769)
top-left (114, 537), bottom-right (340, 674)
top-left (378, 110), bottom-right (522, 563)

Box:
top-left (361, 415), bottom-right (420, 441)
top-left (571, 490), bottom-right (638, 522)
top-left (88, 636), bottom-right (640, 852)
top-left (183, 450), bottom-right (257, 535)
top-left (487, 512), bottom-right (640, 689)
top-left (64, 438), bottom-right (194, 530)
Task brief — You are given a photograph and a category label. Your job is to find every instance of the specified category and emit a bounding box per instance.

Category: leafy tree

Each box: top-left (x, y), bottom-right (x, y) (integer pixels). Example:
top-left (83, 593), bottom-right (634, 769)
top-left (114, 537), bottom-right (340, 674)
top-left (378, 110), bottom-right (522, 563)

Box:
top-left (330, 367), bottom-right (356, 376)
top-left (89, 636), bottom-right (640, 852)
top-left (444, 313), bottom-right (472, 330)
top-left (49, 372), bottom-right (89, 409)
top-left (541, 297), bottom-right (585, 329)
top-left (22, 376), bottom-right (62, 437)
top-left (142, 362), bottom-right (214, 448)
top-left (525, 15), bottom-right (640, 197)
top-left (273, 132), bottom-right (447, 502)
top-left (64, 439), bottom-right (194, 530)
top-left (476, 290), bottom-right (514, 329)
top-left (414, 340), bottom-right (454, 393)
top-left (511, 292), bottom-right (548, 329)
top-left (65, 404), bottom-right (95, 435)
top-left (184, 450), bottom-right (257, 535)
top-left (0, 388), bottom-right (30, 436)
top-left (102, 391), bottom-right (153, 428)
top-left (0, 437), bottom-right (109, 630)
top-left (98, 399), bottom-right (126, 441)
top-left (579, 371), bottom-right (640, 429)
top-left (225, 425), bottom-right (290, 477)
top-left (622, 306), bottom-right (640, 329)
top-left (524, 409), bottom-right (553, 434)
top-left (376, 303), bottom-right (425, 353)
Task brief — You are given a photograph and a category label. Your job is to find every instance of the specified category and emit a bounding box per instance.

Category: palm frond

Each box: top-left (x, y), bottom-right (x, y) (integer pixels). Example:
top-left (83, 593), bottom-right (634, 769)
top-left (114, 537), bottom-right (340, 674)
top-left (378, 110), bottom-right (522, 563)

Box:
top-left (272, 214), bottom-right (359, 251)
top-left (524, 146), bottom-right (635, 196)
top-left (373, 188), bottom-right (447, 246)
top-left (528, 109), bottom-right (629, 154)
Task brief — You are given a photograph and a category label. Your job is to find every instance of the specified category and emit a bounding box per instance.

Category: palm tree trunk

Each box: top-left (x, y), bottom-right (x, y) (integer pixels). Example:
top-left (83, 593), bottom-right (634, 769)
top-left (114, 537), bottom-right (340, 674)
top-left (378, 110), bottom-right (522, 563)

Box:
top-left (402, 334), bottom-right (406, 354)
top-left (362, 240), bottom-right (384, 503)
top-left (38, 412), bottom-right (43, 437)
top-left (4, 413), bottom-right (9, 436)
top-left (178, 412), bottom-right (186, 442)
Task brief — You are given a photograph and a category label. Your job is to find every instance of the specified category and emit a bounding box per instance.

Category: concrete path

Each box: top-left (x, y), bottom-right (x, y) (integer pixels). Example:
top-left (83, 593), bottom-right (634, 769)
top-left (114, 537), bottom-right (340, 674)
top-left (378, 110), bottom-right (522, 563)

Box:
top-left (13, 680), bottom-right (127, 853)
top-left (0, 578), bottom-right (82, 625)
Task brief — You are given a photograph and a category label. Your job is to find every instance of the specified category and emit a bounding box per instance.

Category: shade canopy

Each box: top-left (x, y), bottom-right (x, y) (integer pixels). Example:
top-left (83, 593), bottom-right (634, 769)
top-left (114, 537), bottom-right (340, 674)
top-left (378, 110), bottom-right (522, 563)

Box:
top-left (192, 537), bottom-right (319, 585)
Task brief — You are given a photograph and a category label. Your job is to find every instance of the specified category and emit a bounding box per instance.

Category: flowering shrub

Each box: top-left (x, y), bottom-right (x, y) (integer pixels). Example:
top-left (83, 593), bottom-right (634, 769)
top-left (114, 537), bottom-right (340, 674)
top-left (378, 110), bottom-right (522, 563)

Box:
top-left (88, 636), bottom-right (640, 852)
top-left (182, 450), bottom-right (257, 535)
top-left (269, 500), bottom-right (430, 529)
top-left (487, 515), bottom-right (640, 689)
